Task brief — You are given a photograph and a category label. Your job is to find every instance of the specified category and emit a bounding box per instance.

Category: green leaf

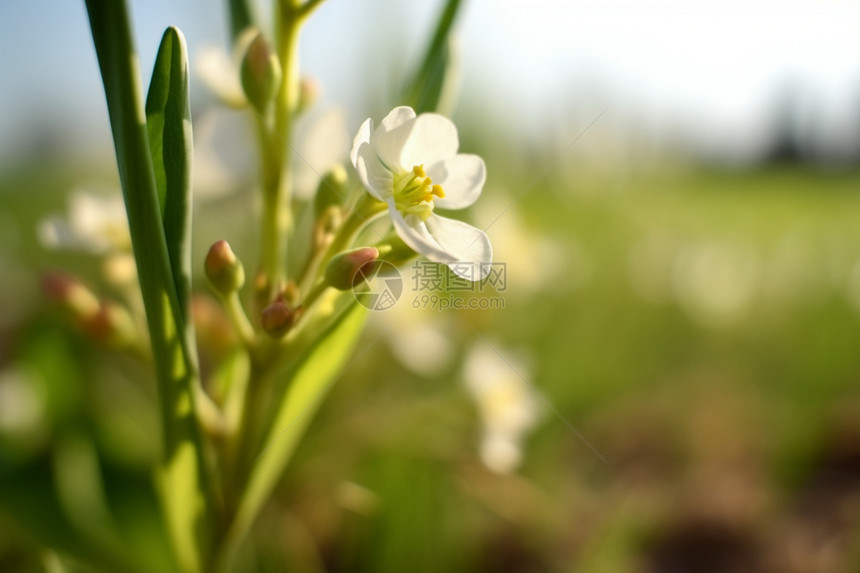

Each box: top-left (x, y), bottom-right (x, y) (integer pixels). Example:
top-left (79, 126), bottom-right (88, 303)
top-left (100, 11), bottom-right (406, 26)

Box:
top-left (227, 0), bottom-right (256, 44)
top-left (146, 26), bottom-right (194, 325)
top-left (216, 303), bottom-right (367, 570)
top-left (403, 0), bottom-right (463, 114)
top-left (84, 2), bottom-right (211, 571)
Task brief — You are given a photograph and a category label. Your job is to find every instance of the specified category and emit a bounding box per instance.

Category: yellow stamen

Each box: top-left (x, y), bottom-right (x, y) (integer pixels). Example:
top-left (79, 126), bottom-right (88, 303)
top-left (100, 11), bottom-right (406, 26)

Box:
top-left (392, 164), bottom-right (446, 222)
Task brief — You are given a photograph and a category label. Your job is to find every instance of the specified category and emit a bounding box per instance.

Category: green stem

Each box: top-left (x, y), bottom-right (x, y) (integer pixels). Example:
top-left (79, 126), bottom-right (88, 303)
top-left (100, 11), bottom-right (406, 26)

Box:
top-left (223, 291), bottom-right (256, 348)
top-left (300, 195), bottom-right (387, 294)
top-left (84, 3), bottom-right (214, 571)
top-left (258, 4), bottom-right (302, 298)
top-left (298, 0), bottom-right (327, 19)
top-left (301, 280), bottom-right (330, 310)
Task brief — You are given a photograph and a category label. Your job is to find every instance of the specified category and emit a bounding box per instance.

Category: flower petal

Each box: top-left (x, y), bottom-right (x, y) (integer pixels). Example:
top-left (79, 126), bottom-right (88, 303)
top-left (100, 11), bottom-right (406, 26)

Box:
top-left (364, 106), bottom-right (419, 174)
top-left (376, 106), bottom-right (416, 134)
top-left (349, 117), bottom-right (372, 167)
top-left (352, 118), bottom-right (391, 199)
top-left (389, 203), bottom-right (492, 281)
top-left (427, 154), bottom-right (486, 210)
top-left (424, 215), bottom-right (493, 280)
top-left (399, 113), bottom-right (459, 169)
top-left (371, 118), bottom-right (418, 173)
top-left (388, 199), bottom-right (450, 262)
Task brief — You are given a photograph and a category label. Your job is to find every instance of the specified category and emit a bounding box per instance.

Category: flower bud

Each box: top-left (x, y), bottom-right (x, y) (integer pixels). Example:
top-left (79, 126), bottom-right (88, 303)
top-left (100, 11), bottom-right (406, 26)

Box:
top-left (324, 247), bottom-right (380, 290)
top-left (240, 31), bottom-right (282, 115)
top-left (297, 77), bottom-right (318, 115)
top-left (205, 240), bottom-right (245, 295)
top-left (313, 165), bottom-right (348, 216)
top-left (42, 272), bottom-right (100, 320)
top-left (261, 300), bottom-right (301, 339)
top-left (85, 301), bottom-right (137, 348)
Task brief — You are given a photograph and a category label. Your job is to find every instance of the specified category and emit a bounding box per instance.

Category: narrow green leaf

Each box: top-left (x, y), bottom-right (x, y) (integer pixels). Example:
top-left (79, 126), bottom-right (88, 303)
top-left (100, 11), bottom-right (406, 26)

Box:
top-left (226, 0), bottom-right (256, 44)
top-left (146, 26), bottom-right (193, 324)
top-left (403, 0), bottom-right (462, 113)
top-left (216, 303), bottom-right (367, 570)
top-left (84, 2), bottom-right (211, 571)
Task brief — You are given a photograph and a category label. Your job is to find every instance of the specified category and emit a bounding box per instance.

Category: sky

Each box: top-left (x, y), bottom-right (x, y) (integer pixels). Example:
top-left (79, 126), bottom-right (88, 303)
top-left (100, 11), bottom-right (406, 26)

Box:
top-left (1, 0), bottom-right (859, 167)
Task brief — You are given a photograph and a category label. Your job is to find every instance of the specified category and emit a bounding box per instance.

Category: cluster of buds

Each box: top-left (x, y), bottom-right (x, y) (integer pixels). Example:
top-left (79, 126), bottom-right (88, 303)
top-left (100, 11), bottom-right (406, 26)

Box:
top-left (42, 272), bottom-right (137, 348)
top-left (205, 239), bottom-right (305, 341)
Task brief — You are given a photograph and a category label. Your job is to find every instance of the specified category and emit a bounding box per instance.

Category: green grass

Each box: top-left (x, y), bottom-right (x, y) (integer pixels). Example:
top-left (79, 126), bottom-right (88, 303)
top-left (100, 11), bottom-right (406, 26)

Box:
top-left (2, 162), bottom-right (860, 572)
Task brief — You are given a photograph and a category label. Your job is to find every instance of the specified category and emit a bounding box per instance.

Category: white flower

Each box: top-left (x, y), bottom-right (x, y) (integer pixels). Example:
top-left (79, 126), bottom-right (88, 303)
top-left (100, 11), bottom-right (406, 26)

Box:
top-left (350, 106), bottom-right (492, 281)
top-left (38, 189), bottom-right (130, 254)
top-left (196, 44), bottom-right (247, 108)
top-left (463, 343), bottom-right (539, 474)
top-left (374, 302), bottom-right (455, 377)
top-left (293, 107), bottom-right (350, 200)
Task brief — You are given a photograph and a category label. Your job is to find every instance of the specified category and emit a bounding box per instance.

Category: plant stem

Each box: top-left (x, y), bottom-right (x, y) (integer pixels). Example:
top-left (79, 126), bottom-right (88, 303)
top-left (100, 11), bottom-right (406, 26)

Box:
top-left (224, 291), bottom-right (256, 348)
top-left (259, 3), bottom-right (302, 299)
top-left (299, 195), bottom-right (387, 294)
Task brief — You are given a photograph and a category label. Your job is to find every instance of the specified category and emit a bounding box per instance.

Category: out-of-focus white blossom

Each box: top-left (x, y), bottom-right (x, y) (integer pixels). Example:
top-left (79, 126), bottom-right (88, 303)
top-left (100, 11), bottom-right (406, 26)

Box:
top-left (196, 44), bottom-right (247, 108)
top-left (38, 190), bottom-right (130, 254)
top-left (293, 107), bottom-right (350, 200)
top-left (671, 241), bottom-right (758, 328)
top-left (376, 302), bottom-right (455, 377)
top-left (476, 195), bottom-right (573, 294)
top-left (463, 343), bottom-right (539, 474)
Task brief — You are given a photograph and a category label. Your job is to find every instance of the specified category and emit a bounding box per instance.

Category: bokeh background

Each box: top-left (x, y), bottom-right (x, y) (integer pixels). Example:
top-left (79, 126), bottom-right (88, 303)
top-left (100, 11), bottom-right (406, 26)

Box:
top-left (2, 1), bottom-right (860, 571)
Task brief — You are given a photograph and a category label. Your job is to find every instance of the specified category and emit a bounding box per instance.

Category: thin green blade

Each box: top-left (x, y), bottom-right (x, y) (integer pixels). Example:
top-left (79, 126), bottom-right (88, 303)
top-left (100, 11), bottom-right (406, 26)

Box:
top-left (146, 26), bottom-right (194, 323)
top-left (84, 2), bottom-right (211, 571)
top-left (403, 0), bottom-right (462, 113)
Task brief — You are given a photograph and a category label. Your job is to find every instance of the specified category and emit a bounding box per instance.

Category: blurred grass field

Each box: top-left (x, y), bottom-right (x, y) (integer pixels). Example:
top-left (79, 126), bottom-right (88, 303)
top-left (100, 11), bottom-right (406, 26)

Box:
top-left (2, 160), bottom-right (860, 572)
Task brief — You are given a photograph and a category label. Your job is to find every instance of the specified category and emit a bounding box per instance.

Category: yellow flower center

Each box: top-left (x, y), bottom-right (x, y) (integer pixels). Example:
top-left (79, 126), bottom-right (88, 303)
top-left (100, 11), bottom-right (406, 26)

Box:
top-left (392, 164), bottom-right (445, 222)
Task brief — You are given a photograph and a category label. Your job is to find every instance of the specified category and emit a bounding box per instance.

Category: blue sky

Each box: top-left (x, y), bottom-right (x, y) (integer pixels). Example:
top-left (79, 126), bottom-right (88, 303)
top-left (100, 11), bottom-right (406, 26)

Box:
top-left (1, 0), bottom-right (859, 166)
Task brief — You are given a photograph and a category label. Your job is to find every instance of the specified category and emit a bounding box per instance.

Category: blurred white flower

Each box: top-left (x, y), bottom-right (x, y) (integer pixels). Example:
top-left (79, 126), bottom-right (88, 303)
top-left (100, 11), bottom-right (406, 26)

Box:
top-left (476, 195), bottom-right (573, 294)
top-left (196, 41), bottom-right (349, 202)
top-left (671, 241), bottom-right (758, 328)
top-left (293, 107), bottom-right (350, 200)
top-left (463, 343), bottom-right (539, 474)
top-left (350, 106), bottom-right (492, 281)
top-left (38, 190), bottom-right (130, 254)
top-left (192, 109), bottom-right (250, 200)
top-left (196, 44), bottom-right (247, 108)
top-left (374, 302), bottom-right (455, 377)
